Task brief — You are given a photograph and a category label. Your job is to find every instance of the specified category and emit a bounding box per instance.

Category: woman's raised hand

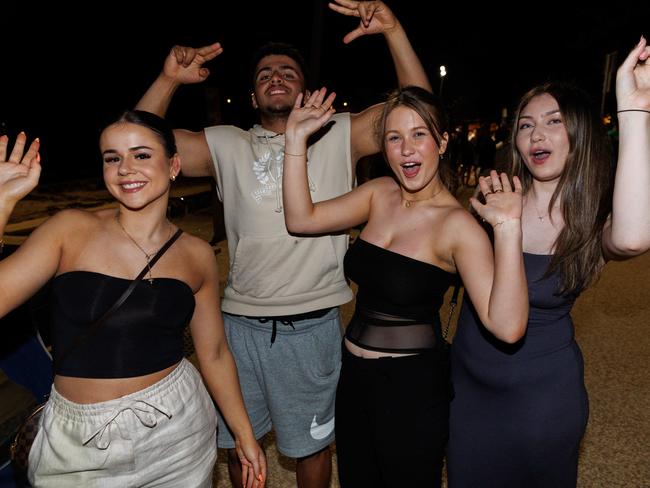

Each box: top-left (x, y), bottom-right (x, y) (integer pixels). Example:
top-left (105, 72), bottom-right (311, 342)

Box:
top-left (285, 88), bottom-right (336, 145)
top-left (470, 170), bottom-right (523, 228)
top-left (616, 36), bottom-right (650, 112)
top-left (0, 132), bottom-right (41, 208)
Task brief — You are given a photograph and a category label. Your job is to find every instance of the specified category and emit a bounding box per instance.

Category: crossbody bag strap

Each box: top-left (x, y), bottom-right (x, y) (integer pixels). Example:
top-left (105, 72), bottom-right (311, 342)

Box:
top-left (56, 228), bottom-right (184, 367)
top-left (442, 278), bottom-right (462, 341)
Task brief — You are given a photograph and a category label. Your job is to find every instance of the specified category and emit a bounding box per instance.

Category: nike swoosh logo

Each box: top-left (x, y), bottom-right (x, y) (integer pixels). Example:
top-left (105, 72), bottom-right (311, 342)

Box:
top-left (310, 415), bottom-right (335, 440)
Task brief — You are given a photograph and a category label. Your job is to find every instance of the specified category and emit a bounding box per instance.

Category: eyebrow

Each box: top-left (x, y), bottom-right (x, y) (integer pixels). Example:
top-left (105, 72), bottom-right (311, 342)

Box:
top-left (256, 65), bottom-right (299, 77)
top-left (102, 145), bottom-right (153, 155)
top-left (519, 109), bottom-right (561, 119)
top-left (385, 125), bottom-right (429, 133)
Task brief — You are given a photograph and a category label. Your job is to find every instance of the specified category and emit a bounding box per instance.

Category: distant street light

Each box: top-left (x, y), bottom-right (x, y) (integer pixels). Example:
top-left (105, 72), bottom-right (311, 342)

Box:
top-left (439, 65), bottom-right (447, 96)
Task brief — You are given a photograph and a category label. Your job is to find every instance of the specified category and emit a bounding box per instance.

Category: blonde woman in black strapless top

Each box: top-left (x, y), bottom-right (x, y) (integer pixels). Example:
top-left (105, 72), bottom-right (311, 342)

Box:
top-left (281, 85), bottom-right (529, 488)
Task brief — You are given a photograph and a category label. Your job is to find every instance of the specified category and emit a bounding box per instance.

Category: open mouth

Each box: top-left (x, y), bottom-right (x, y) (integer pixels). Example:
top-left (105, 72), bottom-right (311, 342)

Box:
top-left (530, 150), bottom-right (550, 164)
top-left (400, 162), bottom-right (421, 177)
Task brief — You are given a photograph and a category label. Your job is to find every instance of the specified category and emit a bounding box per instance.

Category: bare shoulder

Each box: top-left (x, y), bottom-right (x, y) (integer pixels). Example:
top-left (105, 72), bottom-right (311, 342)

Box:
top-left (178, 231), bottom-right (214, 257)
top-left (175, 231), bottom-right (218, 273)
top-left (41, 208), bottom-right (103, 234)
top-left (370, 176), bottom-right (398, 188)
top-left (362, 176), bottom-right (398, 194)
top-left (444, 206), bottom-right (480, 227)
top-left (440, 206), bottom-right (487, 245)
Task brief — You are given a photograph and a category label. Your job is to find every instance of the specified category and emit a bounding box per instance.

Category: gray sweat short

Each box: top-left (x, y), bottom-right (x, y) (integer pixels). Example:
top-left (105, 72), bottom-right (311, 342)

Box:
top-left (217, 308), bottom-right (342, 458)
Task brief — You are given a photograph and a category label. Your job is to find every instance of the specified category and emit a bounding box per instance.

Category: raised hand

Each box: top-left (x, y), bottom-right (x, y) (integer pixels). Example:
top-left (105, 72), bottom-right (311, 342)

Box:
top-left (470, 171), bottom-right (523, 228)
top-left (616, 36), bottom-right (650, 111)
top-left (0, 133), bottom-right (41, 208)
top-left (162, 42), bottom-right (223, 85)
top-left (329, 0), bottom-right (398, 44)
top-left (285, 88), bottom-right (337, 144)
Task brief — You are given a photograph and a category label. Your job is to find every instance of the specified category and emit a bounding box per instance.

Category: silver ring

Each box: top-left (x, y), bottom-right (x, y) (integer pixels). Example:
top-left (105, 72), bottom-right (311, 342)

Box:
top-left (493, 188), bottom-right (504, 193)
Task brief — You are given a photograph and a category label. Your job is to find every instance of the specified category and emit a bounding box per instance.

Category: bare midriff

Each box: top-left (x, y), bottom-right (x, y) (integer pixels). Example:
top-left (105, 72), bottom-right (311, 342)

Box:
top-left (53, 363), bottom-right (179, 404)
top-left (344, 338), bottom-right (417, 359)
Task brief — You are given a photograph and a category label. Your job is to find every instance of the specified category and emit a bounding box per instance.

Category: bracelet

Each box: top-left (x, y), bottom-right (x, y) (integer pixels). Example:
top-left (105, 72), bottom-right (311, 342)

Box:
top-left (617, 109), bottom-right (650, 114)
top-left (284, 151), bottom-right (306, 157)
top-left (0, 238), bottom-right (4, 256)
top-left (493, 218), bottom-right (521, 228)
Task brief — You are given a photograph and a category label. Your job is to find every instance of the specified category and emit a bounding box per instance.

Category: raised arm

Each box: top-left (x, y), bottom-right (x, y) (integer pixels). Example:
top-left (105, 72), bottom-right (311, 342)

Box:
top-left (136, 43), bottom-right (223, 117)
top-left (0, 133), bottom-right (64, 318)
top-left (136, 43), bottom-right (224, 178)
top-left (329, 0), bottom-right (432, 163)
top-left (189, 241), bottom-right (266, 488)
top-left (283, 88), bottom-right (375, 234)
top-left (329, 0), bottom-right (431, 91)
top-left (603, 36), bottom-right (650, 258)
top-left (452, 172), bottom-right (528, 343)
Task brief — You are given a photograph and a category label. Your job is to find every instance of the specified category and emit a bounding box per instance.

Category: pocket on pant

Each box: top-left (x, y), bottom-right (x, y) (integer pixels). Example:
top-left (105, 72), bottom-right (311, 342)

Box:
top-left (308, 319), bottom-right (342, 379)
top-left (31, 417), bottom-right (135, 481)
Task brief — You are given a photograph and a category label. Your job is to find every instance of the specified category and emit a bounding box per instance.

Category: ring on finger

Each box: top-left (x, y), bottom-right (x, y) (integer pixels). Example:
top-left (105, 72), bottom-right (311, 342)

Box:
top-left (493, 188), bottom-right (504, 193)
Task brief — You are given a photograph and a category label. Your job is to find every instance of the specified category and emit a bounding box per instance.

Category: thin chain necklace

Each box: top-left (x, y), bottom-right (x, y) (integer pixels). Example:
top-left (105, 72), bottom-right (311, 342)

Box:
top-left (530, 195), bottom-right (559, 223)
top-left (116, 212), bottom-right (172, 284)
top-left (402, 186), bottom-right (444, 208)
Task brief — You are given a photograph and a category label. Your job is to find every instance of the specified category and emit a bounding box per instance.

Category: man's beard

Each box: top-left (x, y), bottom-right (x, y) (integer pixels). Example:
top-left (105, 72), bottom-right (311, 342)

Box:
top-left (261, 104), bottom-right (292, 120)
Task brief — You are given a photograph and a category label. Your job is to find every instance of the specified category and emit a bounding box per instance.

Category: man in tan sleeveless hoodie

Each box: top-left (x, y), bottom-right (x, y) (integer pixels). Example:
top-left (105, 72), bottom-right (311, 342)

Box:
top-left (136, 2), bottom-right (432, 486)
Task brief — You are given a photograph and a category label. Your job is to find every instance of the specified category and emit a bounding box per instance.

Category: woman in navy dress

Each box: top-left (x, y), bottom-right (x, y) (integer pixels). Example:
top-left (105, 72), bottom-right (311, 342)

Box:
top-left (447, 38), bottom-right (650, 487)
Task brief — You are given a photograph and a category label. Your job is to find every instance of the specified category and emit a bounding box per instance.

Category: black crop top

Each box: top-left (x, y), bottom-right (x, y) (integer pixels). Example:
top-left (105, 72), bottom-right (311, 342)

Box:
top-left (51, 271), bottom-right (195, 378)
top-left (344, 238), bottom-right (455, 353)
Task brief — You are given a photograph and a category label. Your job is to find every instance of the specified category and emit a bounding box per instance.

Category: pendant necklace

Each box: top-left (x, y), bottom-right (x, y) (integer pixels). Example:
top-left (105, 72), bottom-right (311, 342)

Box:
top-left (116, 213), bottom-right (172, 284)
top-left (531, 196), bottom-right (558, 223)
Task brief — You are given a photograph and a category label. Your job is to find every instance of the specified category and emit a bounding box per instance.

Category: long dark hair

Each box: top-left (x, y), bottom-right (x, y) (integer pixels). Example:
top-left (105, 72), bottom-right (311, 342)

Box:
top-left (510, 82), bottom-right (614, 295)
top-left (376, 86), bottom-right (455, 192)
top-left (113, 110), bottom-right (177, 158)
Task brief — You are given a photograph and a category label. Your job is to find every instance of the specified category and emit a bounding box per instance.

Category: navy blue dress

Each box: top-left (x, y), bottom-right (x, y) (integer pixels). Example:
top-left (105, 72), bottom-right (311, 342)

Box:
top-left (447, 253), bottom-right (589, 487)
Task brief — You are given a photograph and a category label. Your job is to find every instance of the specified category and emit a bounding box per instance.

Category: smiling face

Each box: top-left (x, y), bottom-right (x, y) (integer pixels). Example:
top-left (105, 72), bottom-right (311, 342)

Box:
top-left (101, 122), bottom-right (180, 211)
top-left (515, 93), bottom-right (570, 183)
top-left (252, 54), bottom-right (305, 118)
top-left (383, 106), bottom-right (448, 195)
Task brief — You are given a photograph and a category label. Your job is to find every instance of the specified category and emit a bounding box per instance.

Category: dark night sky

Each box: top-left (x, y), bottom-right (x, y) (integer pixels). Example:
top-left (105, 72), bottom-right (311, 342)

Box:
top-left (2, 1), bottom-right (649, 183)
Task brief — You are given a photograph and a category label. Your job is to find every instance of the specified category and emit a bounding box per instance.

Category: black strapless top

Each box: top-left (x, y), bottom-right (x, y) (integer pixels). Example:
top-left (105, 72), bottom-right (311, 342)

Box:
top-left (51, 271), bottom-right (195, 378)
top-left (343, 238), bottom-right (455, 353)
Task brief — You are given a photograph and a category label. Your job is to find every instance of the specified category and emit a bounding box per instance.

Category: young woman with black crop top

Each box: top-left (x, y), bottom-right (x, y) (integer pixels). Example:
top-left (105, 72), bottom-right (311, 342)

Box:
top-left (281, 86), bottom-right (528, 487)
top-left (0, 111), bottom-right (265, 487)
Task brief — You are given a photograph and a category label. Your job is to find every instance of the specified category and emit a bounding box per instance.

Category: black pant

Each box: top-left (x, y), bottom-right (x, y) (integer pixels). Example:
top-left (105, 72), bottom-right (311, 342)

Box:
top-left (335, 346), bottom-right (450, 488)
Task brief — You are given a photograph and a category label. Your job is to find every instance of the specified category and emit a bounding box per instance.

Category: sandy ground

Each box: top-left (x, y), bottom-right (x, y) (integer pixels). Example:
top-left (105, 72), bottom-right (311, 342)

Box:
top-left (4, 180), bottom-right (649, 487)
